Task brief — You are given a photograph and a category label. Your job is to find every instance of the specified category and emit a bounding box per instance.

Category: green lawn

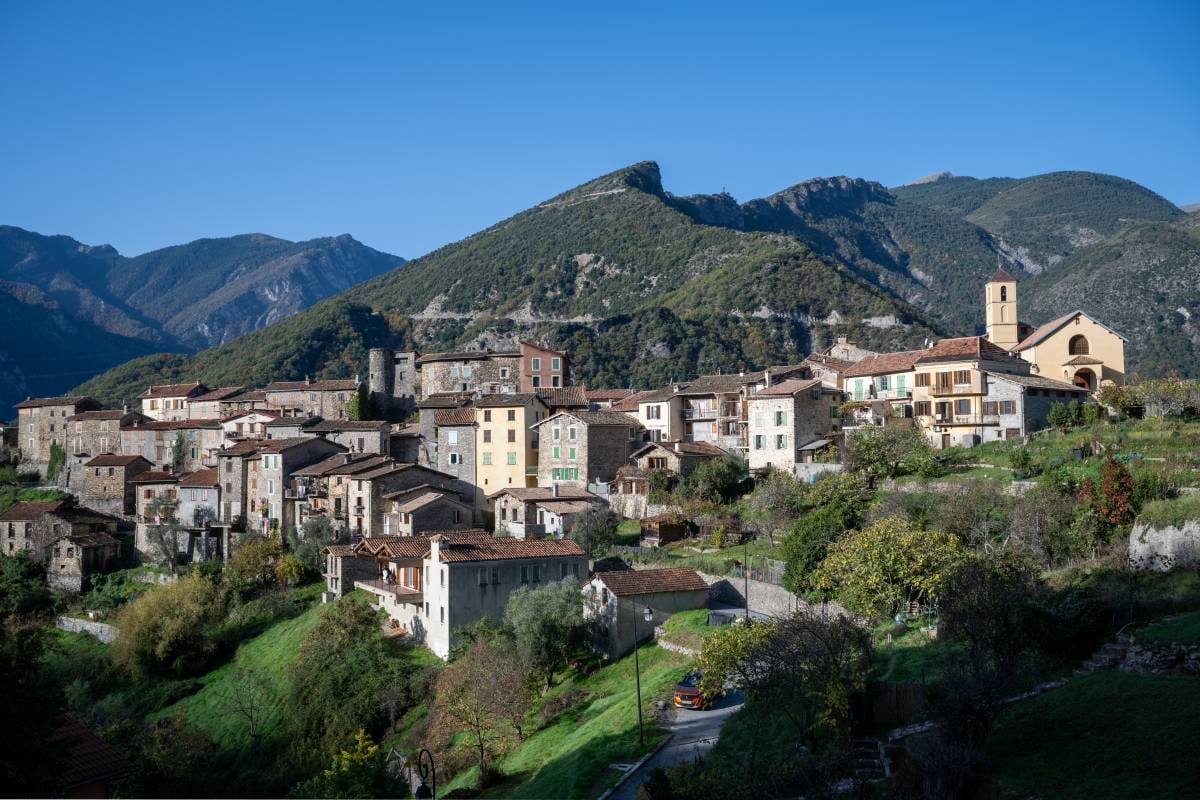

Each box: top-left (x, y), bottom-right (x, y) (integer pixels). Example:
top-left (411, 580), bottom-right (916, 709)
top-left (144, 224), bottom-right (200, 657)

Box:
top-left (658, 608), bottom-right (718, 652)
top-left (870, 622), bottom-right (946, 684)
top-left (442, 641), bottom-right (694, 799)
top-left (988, 670), bottom-right (1200, 800)
top-left (1139, 609), bottom-right (1200, 644)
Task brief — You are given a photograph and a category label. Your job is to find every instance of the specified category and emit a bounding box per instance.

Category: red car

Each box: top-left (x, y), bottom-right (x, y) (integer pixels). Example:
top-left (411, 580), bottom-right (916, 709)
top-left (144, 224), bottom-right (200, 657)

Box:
top-left (673, 669), bottom-right (720, 710)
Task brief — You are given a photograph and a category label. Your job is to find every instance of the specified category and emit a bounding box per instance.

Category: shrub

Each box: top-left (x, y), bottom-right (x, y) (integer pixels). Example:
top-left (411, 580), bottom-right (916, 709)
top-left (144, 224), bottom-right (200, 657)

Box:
top-left (111, 572), bottom-right (226, 678)
top-left (680, 456), bottom-right (746, 504)
top-left (225, 536), bottom-right (282, 599)
top-left (288, 517), bottom-right (338, 575)
top-left (781, 505), bottom-right (851, 597)
top-left (845, 426), bottom-right (937, 484)
top-left (503, 577), bottom-right (585, 690)
top-left (275, 554), bottom-right (306, 586)
top-left (1138, 494), bottom-right (1200, 529)
top-left (0, 552), bottom-right (52, 620)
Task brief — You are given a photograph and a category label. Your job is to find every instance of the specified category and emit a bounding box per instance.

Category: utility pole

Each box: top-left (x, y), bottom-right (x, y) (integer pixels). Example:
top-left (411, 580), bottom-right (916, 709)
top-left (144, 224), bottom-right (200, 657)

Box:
top-left (744, 537), bottom-right (750, 621)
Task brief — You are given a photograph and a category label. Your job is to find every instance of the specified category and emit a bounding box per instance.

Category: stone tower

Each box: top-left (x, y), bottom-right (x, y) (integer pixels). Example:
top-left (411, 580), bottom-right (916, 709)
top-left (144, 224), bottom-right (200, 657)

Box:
top-left (367, 347), bottom-right (418, 420)
top-left (985, 268), bottom-right (1019, 350)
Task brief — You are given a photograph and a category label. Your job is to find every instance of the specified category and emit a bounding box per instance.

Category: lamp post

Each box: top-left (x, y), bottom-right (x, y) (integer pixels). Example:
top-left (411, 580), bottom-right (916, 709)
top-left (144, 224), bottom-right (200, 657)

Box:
top-left (412, 748), bottom-right (436, 799)
top-left (632, 601), bottom-right (653, 748)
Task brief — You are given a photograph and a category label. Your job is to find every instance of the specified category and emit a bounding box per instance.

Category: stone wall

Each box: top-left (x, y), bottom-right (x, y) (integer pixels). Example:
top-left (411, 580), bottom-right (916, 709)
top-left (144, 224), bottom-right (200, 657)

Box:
top-left (1128, 520), bottom-right (1200, 571)
top-left (695, 570), bottom-right (849, 619)
top-left (55, 615), bottom-right (117, 644)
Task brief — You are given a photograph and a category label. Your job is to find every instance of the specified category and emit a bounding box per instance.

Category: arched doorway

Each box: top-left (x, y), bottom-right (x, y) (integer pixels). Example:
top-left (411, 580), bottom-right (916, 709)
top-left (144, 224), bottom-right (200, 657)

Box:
top-left (1073, 368), bottom-right (1096, 391)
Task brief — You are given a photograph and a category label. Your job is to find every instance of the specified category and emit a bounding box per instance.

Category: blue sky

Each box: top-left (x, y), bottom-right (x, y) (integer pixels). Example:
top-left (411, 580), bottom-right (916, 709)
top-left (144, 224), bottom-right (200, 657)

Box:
top-left (1, 1), bottom-right (1197, 258)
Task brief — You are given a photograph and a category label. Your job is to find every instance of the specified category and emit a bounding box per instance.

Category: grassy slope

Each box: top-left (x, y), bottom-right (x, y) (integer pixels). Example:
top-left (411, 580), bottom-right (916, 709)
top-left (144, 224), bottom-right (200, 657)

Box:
top-left (1139, 610), bottom-right (1200, 644)
top-left (988, 670), bottom-right (1200, 800)
top-left (442, 641), bottom-right (693, 799)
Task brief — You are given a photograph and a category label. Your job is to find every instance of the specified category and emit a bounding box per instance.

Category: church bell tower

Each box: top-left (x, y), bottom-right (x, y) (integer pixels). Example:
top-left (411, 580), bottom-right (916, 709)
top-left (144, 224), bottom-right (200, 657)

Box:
top-left (985, 267), bottom-right (1019, 349)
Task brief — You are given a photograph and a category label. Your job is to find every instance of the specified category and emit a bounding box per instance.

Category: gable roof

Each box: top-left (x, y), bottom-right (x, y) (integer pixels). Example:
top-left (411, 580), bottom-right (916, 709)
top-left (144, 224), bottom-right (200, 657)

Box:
top-left (221, 389), bottom-right (267, 403)
top-left (304, 419), bottom-right (390, 432)
top-left (129, 470), bottom-right (178, 484)
top-left (474, 392), bottom-right (544, 408)
top-left (595, 567), bottom-right (709, 596)
top-left (916, 336), bottom-right (1021, 364)
top-left (675, 373), bottom-right (756, 395)
top-left (178, 468), bottom-right (219, 488)
top-left (258, 437), bottom-right (346, 454)
top-left (804, 353), bottom-right (855, 370)
top-left (987, 372), bottom-right (1091, 392)
top-left (292, 452), bottom-right (388, 477)
top-left (220, 409), bottom-right (283, 423)
top-left (263, 378), bottom-right (359, 393)
top-left (432, 535), bottom-right (585, 563)
top-left (532, 410), bottom-right (642, 429)
top-left (585, 388), bottom-right (634, 402)
top-left (630, 440), bottom-right (725, 459)
top-left (354, 530), bottom-right (492, 559)
top-left (139, 382), bottom-right (207, 399)
top-left (488, 485), bottom-right (597, 502)
top-left (52, 715), bottom-right (133, 792)
top-left (843, 350), bottom-right (926, 377)
top-left (752, 377), bottom-right (827, 398)
top-left (434, 408), bottom-right (476, 426)
top-left (608, 389), bottom-right (662, 412)
top-left (67, 410), bottom-right (133, 422)
top-left (0, 500), bottom-right (69, 521)
top-left (416, 349), bottom-right (519, 364)
top-left (1012, 310), bottom-right (1130, 352)
top-left (16, 396), bottom-right (100, 410)
top-left (85, 454), bottom-right (150, 468)
top-left (191, 386), bottom-right (246, 403)
top-left (536, 386), bottom-right (588, 408)
top-left (126, 418), bottom-right (220, 430)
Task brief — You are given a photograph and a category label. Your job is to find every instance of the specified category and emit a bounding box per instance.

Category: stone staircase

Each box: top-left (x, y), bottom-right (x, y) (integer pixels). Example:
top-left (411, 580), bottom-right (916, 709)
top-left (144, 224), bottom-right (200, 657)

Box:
top-left (851, 737), bottom-right (889, 782)
top-left (1074, 632), bottom-right (1133, 676)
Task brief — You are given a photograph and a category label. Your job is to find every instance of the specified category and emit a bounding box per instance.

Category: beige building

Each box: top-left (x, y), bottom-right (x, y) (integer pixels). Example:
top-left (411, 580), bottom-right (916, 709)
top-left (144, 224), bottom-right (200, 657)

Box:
top-left (139, 383), bottom-right (209, 421)
top-left (984, 269), bottom-right (1127, 391)
top-left (473, 393), bottom-right (548, 505)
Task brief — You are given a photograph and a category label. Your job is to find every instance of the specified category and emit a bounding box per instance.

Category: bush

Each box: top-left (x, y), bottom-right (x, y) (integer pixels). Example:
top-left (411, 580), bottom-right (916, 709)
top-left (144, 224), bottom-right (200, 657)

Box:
top-left (225, 536), bottom-right (282, 599)
top-left (1137, 494), bottom-right (1200, 529)
top-left (111, 572), bottom-right (227, 678)
top-left (288, 518), bottom-right (338, 575)
top-left (680, 456), bottom-right (746, 504)
top-left (845, 426), bottom-right (937, 484)
top-left (781, 505), bottom-right (851, 597)
top-left (0, 552), bottom-right (52, 620)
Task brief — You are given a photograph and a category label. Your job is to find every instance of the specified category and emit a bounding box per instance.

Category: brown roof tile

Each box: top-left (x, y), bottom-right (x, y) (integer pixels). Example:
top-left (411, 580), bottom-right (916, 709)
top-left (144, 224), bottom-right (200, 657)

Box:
top-left (263, 379), bottom-right (359, 393)
top-left (85, 454), bottom-right (150, 467)
top-left (191, 386), bottom-right (245, 402)
top-left (16, 396), bottom-right (100, 410)
top-left (843, 350), bottom-right (926, 378)
top-left (0, 500), bottom-right (69, 520)
top-left (474, 393), bottom-right (544, 408)
top-left (416, 350), bottom-right (519, 364)
top-left (916, 336), bottom-right (1020, 364)
top-left (535, 387), bottom-right (588, 408)
top-left (488, 486), bottom-right (597, 501)
top-left (178, 468), bottom-right (219, 487)
top-left (595, 567), bottom-right (710, 596)
top-left (433, 535), bottom-right (585, 563)
top-left (139, 383), bottom-right (207, 399)
top-left (752, 377), bottom-right (828, 397)
top-left (67, 410), bottom-right (131, 422)
top-left (129, 470), bottom-right (178, 484)
top-left (435, 408), bottom-right (476, 426)
top-left (584, 388), bottom-right (634, 401)
top-left (630, 440), bottom-right (725, 459)
top-left (989, 267), bottom-right (1017, 283)
top-left (53, 715), bottom-right (133, 791)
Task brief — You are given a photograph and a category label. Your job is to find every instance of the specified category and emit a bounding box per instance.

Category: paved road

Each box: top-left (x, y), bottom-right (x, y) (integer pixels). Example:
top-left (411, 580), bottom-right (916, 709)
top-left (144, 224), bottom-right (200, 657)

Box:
top-left (609, 689), bottom-right (745, 800)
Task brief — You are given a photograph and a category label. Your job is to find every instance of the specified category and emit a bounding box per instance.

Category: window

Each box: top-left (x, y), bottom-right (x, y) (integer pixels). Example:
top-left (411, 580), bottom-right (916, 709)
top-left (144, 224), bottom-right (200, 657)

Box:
top-left (1069, 335), bottom-right (1090, 355)
top-left (953, 370), bottom-right (971, 385)
top-left (462, 366), bottom-right (472, 378)
top-left (447, 430), bottom-right (459, 445)
top-left (500, 367), bottom-right (509, 379)
top-left (491, 567), bottom-right (499, 585)
top-left (810, 387), bottom-right (821, 401)
top-left (551, 357), bottom-right (561, 371)
top-left (507, 409), bottom-right (516, 422)
top-left (568, 426), bottom-right (577, 441)
top-left (753, 435), bottom-right (765, 450)
top-left (532, 376), bottom-right (541, 388)
top-left (507, 429), bottom-right (516, 443)
top-left (440, 569), bottom-right (445, 587)
top-left (829, 405), bottom-right (839, 418)
top-left (1000, 400), bottom-right (1016, 414)
top-left (552, 446), bottom-right (560, 458)
top-left (552, 375), bottom-right (561, 387)
top-left (531, 357), bottom-right (541, 371)
top-left (774, 410), bottom-right (787, 426)
top-left (646, 405), bottom-right (662, 420)
top-left (915, 372), bottom-right (930, 387)
top-left (483, 430), bottom-right (492, 443)
top-left (483, 410), bottom-right (492, 422)
top-left (439, 606), bottom-right (445, 623)
top-left (954, 399), bottom-right (971, 416)
top-left (507, 451), bottom-right (517, 465)
top-left (225, 461), bottom-right (232, 473)
top-left (915, 401), bottom-right (932, 416)
top-left (753, 411), bottom-right (763, 427)
top-left (775, 434), bottom-right (787, 449)
top-left (984, 401), bottom-right (999, 416)
top-left (521, 566), bottom-right (529, 584)
top-left (878, 375), bottom-right (891, 391)
top-left (482, 452), bottom-right (493, 465)
top-left (450, 366), bottom-right (460, 378)
top-left (567, 446), bottom-right (577, 460)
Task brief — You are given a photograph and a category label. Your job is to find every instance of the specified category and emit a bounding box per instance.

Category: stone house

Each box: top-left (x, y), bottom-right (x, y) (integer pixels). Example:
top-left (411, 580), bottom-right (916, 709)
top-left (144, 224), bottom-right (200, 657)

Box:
top-left (584, 567), bottom-right (711, 658)
top-left (520, 341), bottom-right (569, 390)
top-left (586, 389), bottom-right (635, 410)
top-left (366, 348), bottom-right (420, 420)
top-left (321, 543), bottom-right (376, 599)
top-left (178, 468), bottom-right (224, 561)
top-left (82, 454), bottom-right (153, 516)
top-left (746, 378), bottom-right (844, 474)
top-left (215, 439), bottom-right (263, 525)
top-left (119, 418), bottom-right (222, 472)
top-left (130, 471), bottom-right (179, 558)
top-left (381, 485), bottom-right (474, 536)
top-left (262, 378), bottom-right (360, 419)
top-left (432, 407), bottom-right (477, 500)
top-left (417, 350), bottom-right (523, 397)
top-left (16, 395), bottom-right (102, 467)
top-left (628, 440), bottom-right (725, 479)
top-left (350, 533), bottom-right (586, 659)
top-left (263, 415), bottom-right (316, 440)
top-left (473, 393), bottom-right (549, 507)
top-left (139, 382), bottom-right (209, 421)
top-left (820, 335), bottom-right (877, 363)
top-left (490, 485), bottom-right (600, 539)
top-left (302, 419), bottom-right (391, 454)
top-left (1, 500), bottom-right (123, 559)
top-left (389, 424), bottom-right (422, 463)
top-left (533, 411), bottom-right (641, 490)
top-left (417, 395), bottom-right (471, 467)
top-left (251, 437), bottom-right (347, 538)
top-left (66, 409), bottom-right (147, 460)
top-left (289, 453), bottom-right (392, 535)
top-left (47, 530), bottom-right (122, 592)
top-left (802, 353), bottom-right (855, 388)
top-left (218, 389), bottom-right (269, 415)
top-left (187, 386), bottom-right (245, 418)
top-left (347, 462), bottom-right (459, 538)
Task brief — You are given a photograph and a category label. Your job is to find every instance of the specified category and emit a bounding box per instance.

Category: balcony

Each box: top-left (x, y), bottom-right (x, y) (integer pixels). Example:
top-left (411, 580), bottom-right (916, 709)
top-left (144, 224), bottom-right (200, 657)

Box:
top-left (355, 579), bottom-right (422, 605)
top-left (682, 406), bottom-right (716, 420)
top-left (928, 414), bottom-right (1000, 426)
top-left (930, 384), bottom-right (980, 397)
top-left (285, 478), bottom-right (327, 500)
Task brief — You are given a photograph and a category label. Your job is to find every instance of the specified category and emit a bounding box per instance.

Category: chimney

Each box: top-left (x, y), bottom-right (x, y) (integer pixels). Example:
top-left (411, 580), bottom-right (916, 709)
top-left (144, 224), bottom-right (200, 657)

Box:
top-left (674, 441), bottom-right (682, 454)
top-left (123, 403), bottom-right (130, 414)
top-left (305, 375), bottom-right (311, 386)
top-left (552, 483), bottom-right (560, 497)
top-left (763, 368), bottom-right (772, 388)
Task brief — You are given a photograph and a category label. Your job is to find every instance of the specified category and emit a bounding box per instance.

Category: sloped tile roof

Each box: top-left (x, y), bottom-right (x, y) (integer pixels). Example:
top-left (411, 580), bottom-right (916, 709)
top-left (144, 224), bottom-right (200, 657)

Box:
top-left (0, 500), bottom-right (68, 520)
top-left (67, 410), bottom-right (130, 421)
top-left (630, 441), bottom-right (725, 459)
top-left (474, 393), bottom-right (543, 408)
top-left (264, 379), bottom-right (359, 392)
top-left (16, 396), bottom-right (100, 410)
top-left (128, 470), bottom-right (178, 484)
top-left (488, 486), bottom-right (597, 501)
top-left (1012, 310), bottom-right (1130, 352)
top-left (178, 468), bottom-right (219, 487)
top-left (85, 454), bottom-right (149, 467)
top-left (987, 372), bottom-right (1090, 392)
top-left (584, 388), bottom-right (634, 401)
top-left (609, 389), bottom-right (664, 412)
top-left (536, 387), bottom-right (588, 408)
top-left (191, 386), bottom-right (246, 402)
top-left (433, 535), bottom-right (585, 563)
top-left (416, 350), bottom-right (519, 364)
top-left (139, 383), bottom-right (207, 399)
top-left (752, 377), bottom-right (827, 397)
top-left (258, 437), bottom-right (346, 454)
top-left (596, 567), bottom-right (710, 597)
top-left (843, 350), bottom-right (926, 377)
top-left (53, 715), bottom-right (133, 791)
top-left (917, 336), bottom-right (1019, 364)
top-left (305, 419), bottom-right (390, 432)
top-left (434, 408), bottom-right (476, 426)
top-left (989, 267), bottom-right (1017, 283)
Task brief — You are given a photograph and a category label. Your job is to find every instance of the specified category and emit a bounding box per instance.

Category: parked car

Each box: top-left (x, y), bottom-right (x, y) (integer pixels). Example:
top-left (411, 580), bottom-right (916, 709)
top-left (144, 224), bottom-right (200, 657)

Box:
top-left (673, 669), bottom-right (720, 710)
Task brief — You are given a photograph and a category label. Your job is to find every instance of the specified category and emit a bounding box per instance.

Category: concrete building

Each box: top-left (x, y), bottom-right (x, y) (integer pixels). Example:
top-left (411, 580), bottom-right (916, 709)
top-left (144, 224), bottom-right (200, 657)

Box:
top-left (746, 378), bottom-right (843, 474)
top-left (473, 393), bottom-right (548, 506)
top-left (16, 395), bottom-right (102, 467)
top-left (490, 485), bottom-right (600, 539)
top-left (350, 532), bottom-right (586, 659)
top-left (532, 411), bottom-right (641, 490)
top-left (584, 567), bottom-right (710, 658)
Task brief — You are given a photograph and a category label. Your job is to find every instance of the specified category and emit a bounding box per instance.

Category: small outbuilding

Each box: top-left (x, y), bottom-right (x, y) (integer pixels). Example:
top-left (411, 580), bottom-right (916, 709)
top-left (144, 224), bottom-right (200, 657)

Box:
top-left (584, 567), bottom-right (711, 658)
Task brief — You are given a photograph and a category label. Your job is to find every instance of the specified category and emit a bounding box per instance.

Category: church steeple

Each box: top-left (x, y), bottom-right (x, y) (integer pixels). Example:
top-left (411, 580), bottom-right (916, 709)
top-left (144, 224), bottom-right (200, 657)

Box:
top-left (985, 267), bottom-right (1019, 349)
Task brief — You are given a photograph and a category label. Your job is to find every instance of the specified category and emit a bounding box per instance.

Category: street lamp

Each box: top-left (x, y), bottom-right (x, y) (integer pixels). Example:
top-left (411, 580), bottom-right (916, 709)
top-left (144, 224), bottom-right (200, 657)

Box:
top-left (412, 748), bottom-right (436, 799)
top-left (632, 601), bottom-right (654, 748)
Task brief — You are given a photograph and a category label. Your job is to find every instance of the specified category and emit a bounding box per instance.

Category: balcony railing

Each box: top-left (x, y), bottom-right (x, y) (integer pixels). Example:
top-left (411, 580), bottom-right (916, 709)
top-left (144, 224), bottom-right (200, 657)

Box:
top-left (928, 414), bottom-right (1000, 426)
top-left (930, 383), bottom-right (980, 397)
top-left (682, 406), bottom-right (716, 419)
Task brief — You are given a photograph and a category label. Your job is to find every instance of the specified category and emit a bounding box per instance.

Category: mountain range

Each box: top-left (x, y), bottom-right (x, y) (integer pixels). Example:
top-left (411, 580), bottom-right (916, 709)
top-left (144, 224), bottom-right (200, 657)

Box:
top-left (4, 161), bottom-right (1194, 413)
top-left (0, 227), bottom-right (403, 412)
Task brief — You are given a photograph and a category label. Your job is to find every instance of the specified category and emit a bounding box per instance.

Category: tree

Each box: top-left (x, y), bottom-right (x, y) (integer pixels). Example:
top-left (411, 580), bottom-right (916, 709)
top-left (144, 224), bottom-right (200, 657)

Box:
top-left (803, 470), bottom-right (873, 525)
top-left (503, 577), bottom-right (585, 690)
top-left (1047, 402), bottom-right (1073, 431)
top-left (1004, 484), bottom-right (1077, 565)
top-left (1094, 456), bottom-right (1135, 526)
top-left (225, 667), bottom-right (277, 741)
top-left (680, 456), bottom-right (745, 503)
top-left (275, 554), bottom-right (306, 586)
top-left (111, 572), bottom-right (226, 678)
top-left (844, 426), bottom-right (936, 485)
top-left (224, 535), bottom-right (282, 599)
top-left (145, 494), bottom-right (186, 574)
top-left (171, 432), bottom-right (187, 473)
top-left (289, 517), bottom-right (339, 574)
top-left (745, 469), bottom-right (805, 542)
top-left (45, 441), bottom-right (65, 483)
top-left (346, 384), bottom-right (371, 422)
top-left (780, 505), bottom-right (851, 597)
top-left (814, 517), bottom-right (961, 618)
top-left (429, 637), bottom-right (521, 783)
top-left (289, 729), bottom-right (410, 799)
top-left (0, 552), bottom-right (52, 620)
top-left (0, 624), bottom-right (65, 795)
top-left (570, 505), bottom-right (618, 559)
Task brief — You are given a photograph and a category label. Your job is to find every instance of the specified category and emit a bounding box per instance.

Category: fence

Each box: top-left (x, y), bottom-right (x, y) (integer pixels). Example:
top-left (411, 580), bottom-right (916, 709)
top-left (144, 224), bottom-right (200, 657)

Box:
top-left (733, 556), bottom-right (785, 586)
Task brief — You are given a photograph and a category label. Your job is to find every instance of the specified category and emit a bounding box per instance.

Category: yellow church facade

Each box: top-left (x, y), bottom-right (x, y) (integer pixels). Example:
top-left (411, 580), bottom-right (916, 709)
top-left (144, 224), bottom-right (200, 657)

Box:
top-left (984, 268), bottom-right (1126, 392)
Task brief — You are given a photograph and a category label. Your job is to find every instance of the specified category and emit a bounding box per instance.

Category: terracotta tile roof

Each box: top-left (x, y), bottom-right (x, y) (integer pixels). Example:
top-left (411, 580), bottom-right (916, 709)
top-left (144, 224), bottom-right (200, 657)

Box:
top-left (630, 441), bottom-right (725, 459)
top-left (178, 468), bottom-right (219, 487)
top-left (1063, 355), bottom-right (1104, 366)
top-left (518, 340), bottom-right (565, 355)
top-left (676, 373), bottom-right (758, 394)
top-left (264, 416), bottom-right (316, 427)
top-left (917, 336), bottom-right (1019, 364)
top-left (804, 353), bottom-right (855, 370)
top-left (418, 393), bottom-right (473, 409)
top-left (263, 379), bottom-right (359, 392)
top-left (305, 419), bottom-right (389, 432)
top-left (752, 377), bottom-right (827, 397)
top-left (218, 440), bottom-right (265, 456)
top-left (1013, 310), bottom-right (1079, 352)
top-left (191, 386), bottom-right (245, 402)
top-left (393, 423), bottom-right (422, 437)
top-left (322, 544), bottom-right (358, 558)
top-left (0, 500), bottom-right (69, 520)
top-left (533, 410), bottom-right (642, 428)
top-left (842, 350), bottom-right (926, 378)
top-left (52, 715), bottom-right (133, 791)
top-left (595, 567), bottom-right (710, 597)
top-left (488, 486), bottom-right (597, 501)
top-left (474, 393), bottom-right (543, 408)
top-left (139, 382), bottom-right (207, 399)
top-left (355, 530), bottom-right (492, 559)
top-left (435, 408), bottom-right (476, 426)
top-left (432, 535), bottom-right (586, 563)
top-left (536, 499), bottom-right (594, 514)
top-left (536, 387), bottom-right (588, 408)
top-left (394, 489), bottom-right (463, 513)
top-left (416, 349), bottom-right (519, 364)
top-left (258, 437), bottom-right (346, 454)
top-left (292, 452), bottom-right (383, 476)
top-left (222, 389), bottom-right (267, 403)
top-left (131, 418), bottom-right (221, 430)
top-left (16, 396), bottom-right (100, 410)
top-left (85, 454), bottom-right (149, 467)
top-left (989, 266), bottom-right (1017, 283)
top-left (59, 530), bottom-right (119, 548)
top-left (609, 389), bottom-right (664, 412)
top-left (585, 388), bottom-right (634, 401)
top-left (129, 470), bottom-right (178, 484)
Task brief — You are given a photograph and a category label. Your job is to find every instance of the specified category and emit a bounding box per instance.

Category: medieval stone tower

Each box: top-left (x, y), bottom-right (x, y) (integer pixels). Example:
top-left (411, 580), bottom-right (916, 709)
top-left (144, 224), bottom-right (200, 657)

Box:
top-left (368, 347), bottom-right (418, 420)
top-left (984, 268), bottom-right (1019, 350)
